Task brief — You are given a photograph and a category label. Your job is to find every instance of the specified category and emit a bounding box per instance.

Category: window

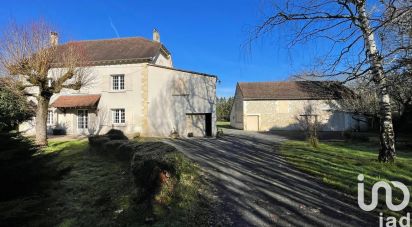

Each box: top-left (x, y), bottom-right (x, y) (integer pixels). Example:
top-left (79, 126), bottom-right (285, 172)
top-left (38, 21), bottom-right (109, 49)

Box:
top-left (112, 74), bottom-right (125, 91)
top-left (47, 110), bottom-right (53, 125)
top-left (112, 109), bottom-right (125, 124)
top-left (77, 110), bottom-right (88, 129)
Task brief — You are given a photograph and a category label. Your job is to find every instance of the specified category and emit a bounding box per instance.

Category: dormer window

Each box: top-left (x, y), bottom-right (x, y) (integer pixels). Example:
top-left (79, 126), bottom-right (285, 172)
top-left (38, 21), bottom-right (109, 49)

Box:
top-left (111, 74), bottom-right (125, 91)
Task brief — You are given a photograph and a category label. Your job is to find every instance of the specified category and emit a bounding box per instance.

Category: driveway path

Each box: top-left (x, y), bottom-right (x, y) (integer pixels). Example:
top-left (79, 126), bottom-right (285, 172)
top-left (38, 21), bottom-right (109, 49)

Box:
top-left (165, 129), bottom-right (376, 226)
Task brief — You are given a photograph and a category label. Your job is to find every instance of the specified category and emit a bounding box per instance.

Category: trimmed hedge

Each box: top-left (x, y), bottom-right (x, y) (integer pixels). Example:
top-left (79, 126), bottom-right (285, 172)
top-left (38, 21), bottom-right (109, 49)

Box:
top-left (88, 129), bottom-right (129, 158)
top-left (130, 142), bottom-right (179, 201)
top-left (88, 130), bottom-right (181, 205)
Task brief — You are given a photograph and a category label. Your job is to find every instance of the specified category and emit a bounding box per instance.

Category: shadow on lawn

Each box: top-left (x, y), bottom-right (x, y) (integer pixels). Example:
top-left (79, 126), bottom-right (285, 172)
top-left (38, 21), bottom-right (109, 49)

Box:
top-left (0, 134), bottom-right (136, 227)
top-left (0, 133), bottom-right (71, 226)
top-left (0, 131), bottom-right (216, 227)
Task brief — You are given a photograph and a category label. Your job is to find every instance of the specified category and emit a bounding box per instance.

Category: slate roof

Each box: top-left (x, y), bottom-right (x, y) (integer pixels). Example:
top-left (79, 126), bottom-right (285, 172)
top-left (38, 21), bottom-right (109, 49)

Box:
top-left (238, 81), bottom-right (352, 100)
top-left (51, 94), bottom-right (101, 108)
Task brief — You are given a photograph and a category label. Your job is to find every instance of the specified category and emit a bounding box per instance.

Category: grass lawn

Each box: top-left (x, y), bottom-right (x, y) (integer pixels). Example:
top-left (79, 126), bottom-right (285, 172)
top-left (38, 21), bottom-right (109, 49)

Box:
top-left (217, 121), bottom-right (232, 129)
top-left (280, 140), bottom-right (412, 216)
top-left (0, 138), bottom-right (215, 226)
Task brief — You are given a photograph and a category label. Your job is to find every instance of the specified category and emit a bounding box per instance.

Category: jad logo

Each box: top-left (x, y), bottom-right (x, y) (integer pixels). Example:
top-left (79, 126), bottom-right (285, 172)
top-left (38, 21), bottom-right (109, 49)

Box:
top-left (358, 174), bottom-right (411, 227)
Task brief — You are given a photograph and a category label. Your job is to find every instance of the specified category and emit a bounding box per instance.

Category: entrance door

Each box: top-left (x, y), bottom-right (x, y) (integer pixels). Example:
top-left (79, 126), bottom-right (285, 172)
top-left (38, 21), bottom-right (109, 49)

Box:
top-left (77, 109), bottom-right (88, 134)
top-left (246, 115), bottom-right (259, 131)
top-left (205, 113), bottom-right (212, 136)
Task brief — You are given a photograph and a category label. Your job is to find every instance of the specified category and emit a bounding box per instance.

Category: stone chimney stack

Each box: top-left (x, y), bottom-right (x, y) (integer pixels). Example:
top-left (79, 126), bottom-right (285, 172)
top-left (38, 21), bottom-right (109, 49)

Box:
top-left (50, 32), bottom-right (59, 46)
top-left (153, 29), bottom-right (160, 42)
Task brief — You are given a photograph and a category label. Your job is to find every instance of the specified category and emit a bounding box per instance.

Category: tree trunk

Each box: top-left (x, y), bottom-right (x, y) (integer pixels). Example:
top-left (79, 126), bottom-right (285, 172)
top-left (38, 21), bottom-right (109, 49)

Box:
top-left (35, 95), bottom-right (50, 146)
top-left (356, 1), bottom-right (396, 162)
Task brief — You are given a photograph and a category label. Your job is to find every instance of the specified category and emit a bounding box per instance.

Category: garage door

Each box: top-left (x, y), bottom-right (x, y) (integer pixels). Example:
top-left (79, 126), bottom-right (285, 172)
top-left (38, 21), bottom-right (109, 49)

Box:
top-left (246, 115), bottom-right (259, 131)
top-left (186, 114), bottom-right (206, 137)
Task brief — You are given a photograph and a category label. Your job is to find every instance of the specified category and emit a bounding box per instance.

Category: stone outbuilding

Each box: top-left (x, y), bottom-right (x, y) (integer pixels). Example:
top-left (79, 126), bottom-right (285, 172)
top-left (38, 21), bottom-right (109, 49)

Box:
top-left (230, 81), bottom-right (366, 132)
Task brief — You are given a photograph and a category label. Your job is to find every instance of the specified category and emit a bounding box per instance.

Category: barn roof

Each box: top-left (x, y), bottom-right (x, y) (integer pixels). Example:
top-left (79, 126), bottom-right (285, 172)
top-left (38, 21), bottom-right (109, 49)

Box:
top-left (238, 81), bottom-right (352, 100)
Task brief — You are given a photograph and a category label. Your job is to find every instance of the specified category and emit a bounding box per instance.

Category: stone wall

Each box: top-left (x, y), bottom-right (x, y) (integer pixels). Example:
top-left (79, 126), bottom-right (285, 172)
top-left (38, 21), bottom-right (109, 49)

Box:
top-left (243, 99), bottom-right (358, 131)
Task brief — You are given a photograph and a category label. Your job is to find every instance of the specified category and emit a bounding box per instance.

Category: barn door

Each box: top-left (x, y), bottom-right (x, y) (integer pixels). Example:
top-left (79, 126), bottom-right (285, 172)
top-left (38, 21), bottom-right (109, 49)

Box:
top-left (246, 115), bottom-right (259, 131)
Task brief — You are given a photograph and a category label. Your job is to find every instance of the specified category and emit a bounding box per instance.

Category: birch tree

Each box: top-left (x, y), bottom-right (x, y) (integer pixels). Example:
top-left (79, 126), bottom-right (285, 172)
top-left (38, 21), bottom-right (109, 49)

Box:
top-left (0, 21), bottom-right (91, 146)
top-left (252, 0), bottom-right (411, 162)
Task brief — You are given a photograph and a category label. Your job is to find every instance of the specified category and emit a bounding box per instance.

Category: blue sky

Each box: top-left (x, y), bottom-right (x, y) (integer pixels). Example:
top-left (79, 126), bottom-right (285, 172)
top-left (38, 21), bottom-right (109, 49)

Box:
top-left (0, 0), bottom-right (323, 97)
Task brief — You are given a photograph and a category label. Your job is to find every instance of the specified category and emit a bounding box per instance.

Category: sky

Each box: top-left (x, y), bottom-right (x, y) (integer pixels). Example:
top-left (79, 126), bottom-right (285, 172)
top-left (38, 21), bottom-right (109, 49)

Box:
top-left (0, 0), bottom-right (325, 97)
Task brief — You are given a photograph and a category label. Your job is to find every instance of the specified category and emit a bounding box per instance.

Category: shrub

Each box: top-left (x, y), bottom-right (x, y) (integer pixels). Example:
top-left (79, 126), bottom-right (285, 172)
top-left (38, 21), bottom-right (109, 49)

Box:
top-left (307, 136), bottom-right (319, 148)
top-left (88, 129), bottom-right (128, 153)
top-left (130, 142), bottom-right (180, 206)
top-left (52, 128), bottom-right (66, 135)
top-left (105, 129), bottom-right (128, 140)
top-left (0, 81), bottom-right (34, 131)
top-left (88, 136), bottom-right (111, 153)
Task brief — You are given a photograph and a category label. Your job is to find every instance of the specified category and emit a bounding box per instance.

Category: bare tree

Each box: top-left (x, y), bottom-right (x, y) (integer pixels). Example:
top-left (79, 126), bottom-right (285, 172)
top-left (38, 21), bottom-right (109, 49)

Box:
top-left (0, 20), bottom-right (91, 146)
top-left (296, 102), bottom-right (322, 148)
top-left (328, 78), bottom-right (380, 129)
top-left (382, 2), bottom-right (412, 126)
top-left (251, 0), bottom-right (412, 162)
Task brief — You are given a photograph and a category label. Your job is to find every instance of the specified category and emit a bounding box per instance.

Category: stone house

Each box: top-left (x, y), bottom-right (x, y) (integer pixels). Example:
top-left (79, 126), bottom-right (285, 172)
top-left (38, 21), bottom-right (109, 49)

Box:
top-left (230, 81), bottom-right (366, 131)
top-left (20, 30), bottom-right (217, 137)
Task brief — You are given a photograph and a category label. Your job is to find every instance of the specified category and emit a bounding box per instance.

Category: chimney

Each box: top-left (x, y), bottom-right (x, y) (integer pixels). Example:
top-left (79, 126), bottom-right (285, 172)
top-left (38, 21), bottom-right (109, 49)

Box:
top-left (153, 29), bottom-right (160, 42)
top-left (50, 32), bottom-right (59, 46)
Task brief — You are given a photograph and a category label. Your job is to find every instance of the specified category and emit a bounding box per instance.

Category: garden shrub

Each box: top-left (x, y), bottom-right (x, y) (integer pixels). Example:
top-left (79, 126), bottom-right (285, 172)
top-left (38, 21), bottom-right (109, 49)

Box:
top-left (88, 129), bottom-right (128, 153)
top-left (52, 128), bottom-right (66, 135)
top-left (105, 129), bottom-right (128, 140)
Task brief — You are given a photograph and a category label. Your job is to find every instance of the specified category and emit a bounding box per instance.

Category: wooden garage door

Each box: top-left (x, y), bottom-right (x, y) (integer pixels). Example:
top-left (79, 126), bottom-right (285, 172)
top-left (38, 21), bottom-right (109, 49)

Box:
top-left (246, 115), bottom-right (259, 131)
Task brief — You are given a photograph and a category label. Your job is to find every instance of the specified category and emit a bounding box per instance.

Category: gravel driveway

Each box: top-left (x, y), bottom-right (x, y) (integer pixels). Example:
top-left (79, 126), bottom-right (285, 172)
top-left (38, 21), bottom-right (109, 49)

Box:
top-left (165, 129), bottom-right (377, 227)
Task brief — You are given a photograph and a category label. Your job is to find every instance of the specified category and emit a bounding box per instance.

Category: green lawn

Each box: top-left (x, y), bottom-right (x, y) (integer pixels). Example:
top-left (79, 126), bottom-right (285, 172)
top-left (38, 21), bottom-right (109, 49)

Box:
top-left (217, 121), bottom-right (232, 129)
top-left (280, 140), bottom-right (412, 216)
top-left (1, 138), bottom-right (215, 226)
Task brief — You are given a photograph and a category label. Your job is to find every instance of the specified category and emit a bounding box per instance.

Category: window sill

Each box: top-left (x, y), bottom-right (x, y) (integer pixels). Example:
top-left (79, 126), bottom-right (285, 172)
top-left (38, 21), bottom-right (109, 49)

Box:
top-left (109, 90), bottom-right (126, 93)
top-left (112, 123), bottom-right (126, 127)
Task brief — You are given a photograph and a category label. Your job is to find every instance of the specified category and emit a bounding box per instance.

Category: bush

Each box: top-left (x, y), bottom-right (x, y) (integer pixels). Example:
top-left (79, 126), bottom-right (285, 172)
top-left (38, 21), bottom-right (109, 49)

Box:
top-left (130, 142), bottom-right (182, 213)
top-left (131, 145), bottom-right (178, 201)
top-left (0, 80), bottom-right (34, 131)
top-left (52, 128), bottom-right (66, 135)
top-left (105, 129), bottom-right (128, 140)
top-left (88, 129), bottom-right (128, 154)
top-left (307, 136), bottom-right (319, 148)
top-left (88, 136), bottom-right (111, 153)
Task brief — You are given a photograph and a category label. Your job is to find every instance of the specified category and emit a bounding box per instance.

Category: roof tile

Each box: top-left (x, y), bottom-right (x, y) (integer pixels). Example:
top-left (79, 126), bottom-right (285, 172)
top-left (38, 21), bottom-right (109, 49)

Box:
top-left (56, 37), bottom-right (162, 64)
top-left (238, 81), bottom-right (351, 100)
top-left (51, 94), bottom-right (101, 108)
